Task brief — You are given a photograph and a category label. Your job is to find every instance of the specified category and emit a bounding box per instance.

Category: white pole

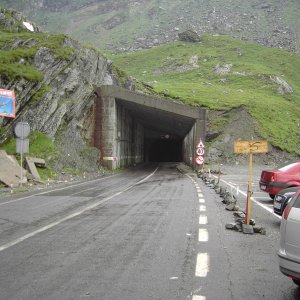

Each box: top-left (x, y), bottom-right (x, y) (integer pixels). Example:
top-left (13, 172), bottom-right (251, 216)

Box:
top-left (20, 139), bottom-right (23, 187)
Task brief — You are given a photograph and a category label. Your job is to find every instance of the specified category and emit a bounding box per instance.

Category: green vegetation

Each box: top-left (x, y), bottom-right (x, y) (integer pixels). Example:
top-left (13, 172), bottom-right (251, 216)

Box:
top-left (30, 84), bottom-right (50, 103)
top-left (0, 131), bottom-right (56, 180)
top-left (1, 131), bottom-right (55, 158)
top-left (0, 31), bottom-right (75, 81)
top-left (109, 35), bottom-right (300, 155)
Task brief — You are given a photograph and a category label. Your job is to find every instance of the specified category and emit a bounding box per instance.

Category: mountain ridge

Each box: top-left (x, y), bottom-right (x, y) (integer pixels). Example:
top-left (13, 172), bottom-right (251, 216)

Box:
top-left (0, 0), bottom-right (300, 52)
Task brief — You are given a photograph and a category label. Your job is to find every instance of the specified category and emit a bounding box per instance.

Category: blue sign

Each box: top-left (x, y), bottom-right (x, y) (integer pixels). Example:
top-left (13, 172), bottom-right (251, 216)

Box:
top-left (0, 89), bottom-right (16, 118)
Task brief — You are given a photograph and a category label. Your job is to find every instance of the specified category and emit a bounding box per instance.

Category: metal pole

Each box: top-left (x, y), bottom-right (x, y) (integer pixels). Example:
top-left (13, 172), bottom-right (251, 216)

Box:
top-left (20, 138), bottom-right (23, 187)
top-left (245, 153), bottom-right (253, 224)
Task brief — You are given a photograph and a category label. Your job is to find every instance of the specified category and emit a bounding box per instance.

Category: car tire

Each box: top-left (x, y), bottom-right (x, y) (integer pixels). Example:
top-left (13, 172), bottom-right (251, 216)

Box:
top-left (292, 279), bottom-right (300, 287)
top-left (269, 194), bottom-right (275, 200)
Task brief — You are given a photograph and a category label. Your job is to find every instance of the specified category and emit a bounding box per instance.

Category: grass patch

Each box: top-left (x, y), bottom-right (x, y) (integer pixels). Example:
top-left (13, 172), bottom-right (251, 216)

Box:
top-left (0, 32), bottom-right (75, 81)
top-left (0, 131), bottom-right (57, 179)
top-left (110, 34), bottom-right (300, 155)
top-left (30, 84), bottom-right (50, 103)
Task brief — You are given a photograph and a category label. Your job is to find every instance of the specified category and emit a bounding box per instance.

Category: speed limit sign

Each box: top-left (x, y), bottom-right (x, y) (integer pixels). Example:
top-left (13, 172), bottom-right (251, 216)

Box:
top-left (196, 147), bottom-right (205, 156)
top-left (195, 155), bottom-right (204, 165)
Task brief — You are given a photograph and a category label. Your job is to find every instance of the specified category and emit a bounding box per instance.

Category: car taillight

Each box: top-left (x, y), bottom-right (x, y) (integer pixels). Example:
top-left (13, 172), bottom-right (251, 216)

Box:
top-left (271, 174), bottom-right (277, 182)
top-left (283, 206), bottom-right (292, 220)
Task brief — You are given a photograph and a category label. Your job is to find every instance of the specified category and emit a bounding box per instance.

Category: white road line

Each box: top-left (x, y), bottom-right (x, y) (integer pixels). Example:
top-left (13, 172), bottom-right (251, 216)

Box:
top-left (195, 253), bottom-right (209, 277)
top-left (199, 205), bottom-right (206, 212)
top-left (199, 215), bottom-right (208, 225)
top-left (193, 296), bottom-right (206, 300)
top-left (198, 229), bottom-right (209, 242)
top-left (216, 177), bottom-right (281, 220)
top-left (198, 192), bottom-right (204, 198)
top-left (0, 174), bottom-right (118, 206)
top-left (199, 198), bottom-right (205, 204)
top-left (0, 168), bottom-right (159, 252)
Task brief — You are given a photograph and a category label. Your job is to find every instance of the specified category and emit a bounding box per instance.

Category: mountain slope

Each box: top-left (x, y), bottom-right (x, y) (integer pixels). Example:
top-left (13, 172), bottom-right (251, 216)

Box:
top-left (109, 34), bottom-right (300, 157)
top-left (0, 8), bottom-right (135, 176)
top-left (0, 0), bottom-right (300, 52)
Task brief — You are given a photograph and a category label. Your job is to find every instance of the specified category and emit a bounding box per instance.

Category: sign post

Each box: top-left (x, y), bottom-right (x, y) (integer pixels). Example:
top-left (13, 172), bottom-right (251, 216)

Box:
top-left (15, 122), bottom-right (30, 186)
top-left (195, 139), bottom-right (206, 173)
top-left (234, 140), bottom-right (268, 224)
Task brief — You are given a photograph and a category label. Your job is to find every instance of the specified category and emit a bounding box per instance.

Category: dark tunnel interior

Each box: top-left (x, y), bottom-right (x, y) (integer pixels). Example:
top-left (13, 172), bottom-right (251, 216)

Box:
top-left (145, 137), bottom-right (183, 162)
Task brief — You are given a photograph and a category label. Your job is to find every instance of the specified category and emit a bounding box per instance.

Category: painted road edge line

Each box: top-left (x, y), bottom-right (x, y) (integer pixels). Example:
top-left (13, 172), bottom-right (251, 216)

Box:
top-left (0, 167), bottom-right (159, 252)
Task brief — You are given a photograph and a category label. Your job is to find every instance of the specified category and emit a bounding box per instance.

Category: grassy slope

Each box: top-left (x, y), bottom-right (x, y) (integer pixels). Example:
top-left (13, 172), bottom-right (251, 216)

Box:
top-left (109, 35), bottom-right (300, 155)
top-left (0, 30), bottom-right (75, 81)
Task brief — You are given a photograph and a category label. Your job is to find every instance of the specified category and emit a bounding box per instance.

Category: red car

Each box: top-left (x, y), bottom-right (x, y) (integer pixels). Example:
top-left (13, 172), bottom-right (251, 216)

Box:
top-left (259, 162), bottom-right (300, 199)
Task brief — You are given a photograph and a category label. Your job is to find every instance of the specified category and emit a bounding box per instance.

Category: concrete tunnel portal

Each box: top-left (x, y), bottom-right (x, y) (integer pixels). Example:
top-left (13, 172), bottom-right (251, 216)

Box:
top-left (94, 85), bottom-right (206, 170)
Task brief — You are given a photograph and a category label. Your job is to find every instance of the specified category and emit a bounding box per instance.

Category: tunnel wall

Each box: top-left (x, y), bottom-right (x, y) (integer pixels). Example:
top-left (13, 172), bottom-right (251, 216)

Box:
top-left (183, 125), bottom-right (196, 167)
top-left (95, 92), bottom-right (144, 169)
top-left (183, 117), bottom-right (207, 170)
top-left (116, 103), bottom-right (144, 168)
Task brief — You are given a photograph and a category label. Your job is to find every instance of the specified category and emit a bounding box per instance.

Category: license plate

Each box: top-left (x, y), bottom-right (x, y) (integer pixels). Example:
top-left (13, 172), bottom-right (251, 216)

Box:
top-left (274, 201), bottom-right (282, 209)
top-left (260, 185), bottom-right (266, 190)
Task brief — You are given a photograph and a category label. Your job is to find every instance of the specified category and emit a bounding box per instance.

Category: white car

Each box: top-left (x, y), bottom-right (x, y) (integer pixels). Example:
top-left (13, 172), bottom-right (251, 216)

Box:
top-left (278, 189), bottom-right (300, 287)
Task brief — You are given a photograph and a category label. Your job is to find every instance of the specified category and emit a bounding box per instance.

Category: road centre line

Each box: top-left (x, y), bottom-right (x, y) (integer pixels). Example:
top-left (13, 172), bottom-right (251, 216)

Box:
top-left (0, 167), bottom-right (159, 252)
top-left (199, 215), bottom-right (208, 225)
top-left (199, 205), bottom-right (206, 212)
top-left (198, 229), bottom-right (209, 242)
top-left (214, 176), bottom-right (281, 220)
top-left (195, 253), bottom-right (209, 277)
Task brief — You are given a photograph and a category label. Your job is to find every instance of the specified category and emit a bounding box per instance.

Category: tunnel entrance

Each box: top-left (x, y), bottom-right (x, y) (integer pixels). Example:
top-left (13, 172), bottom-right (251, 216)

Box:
top-left (95, 86), bottom-right (206, 169)
top-left (145, 137), bottom-right (183, 162)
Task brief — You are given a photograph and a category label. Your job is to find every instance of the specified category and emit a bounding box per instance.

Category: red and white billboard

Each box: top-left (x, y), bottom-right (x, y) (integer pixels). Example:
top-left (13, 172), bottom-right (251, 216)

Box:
top-left (0, 89), bottom-right (16, 118)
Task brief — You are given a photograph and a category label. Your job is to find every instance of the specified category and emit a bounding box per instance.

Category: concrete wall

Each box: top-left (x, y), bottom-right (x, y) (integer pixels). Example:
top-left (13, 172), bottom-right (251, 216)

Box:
top-left (116, 102), bottom-right (144, 168)
top-left (95, 92), bottom-right (144, 169)
top-left (183, 125), bottom-right (196, 167)
top-left (183, 112), bottom-right (207, 170)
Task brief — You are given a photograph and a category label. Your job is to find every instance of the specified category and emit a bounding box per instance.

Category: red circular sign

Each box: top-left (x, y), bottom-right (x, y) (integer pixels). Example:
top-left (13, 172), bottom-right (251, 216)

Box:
top-left (196, 147), bottom-right (205, 156)
top-left (195, 155), bottom-right (204, 165)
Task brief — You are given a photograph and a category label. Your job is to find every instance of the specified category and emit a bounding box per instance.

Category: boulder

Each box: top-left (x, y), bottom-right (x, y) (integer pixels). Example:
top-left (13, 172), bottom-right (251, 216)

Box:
top-left (270, 76), bottom-right (293, 94)
top-left (178, 30), bottom-right (201, 42)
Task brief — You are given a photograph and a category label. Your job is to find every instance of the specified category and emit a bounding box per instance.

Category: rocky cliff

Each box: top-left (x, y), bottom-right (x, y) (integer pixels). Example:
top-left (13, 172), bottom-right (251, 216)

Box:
top-left (0, 8), bottom-right (135, 173)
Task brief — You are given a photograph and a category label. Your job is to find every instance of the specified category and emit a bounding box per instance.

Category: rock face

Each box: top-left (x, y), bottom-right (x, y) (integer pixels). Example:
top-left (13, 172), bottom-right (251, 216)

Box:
top-left (0, 8), bottom-right (40, 32)
top-left (178, 30), bottom-right (201, 42)
top-left (0, 9), bottom-right (135, 173)
top-left (270, 76), bottom-right (293, 95)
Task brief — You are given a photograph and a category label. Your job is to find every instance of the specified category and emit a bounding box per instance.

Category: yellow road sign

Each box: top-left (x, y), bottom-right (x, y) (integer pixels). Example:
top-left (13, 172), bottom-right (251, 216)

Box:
top-left (234, 140), bottom-right (268, 154)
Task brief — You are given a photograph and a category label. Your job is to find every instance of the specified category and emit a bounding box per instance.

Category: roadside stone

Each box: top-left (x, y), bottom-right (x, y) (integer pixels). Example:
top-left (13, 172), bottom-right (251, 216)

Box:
top-left (225, 223), bottom-right (238, 230)
top-left (253, 226), bottom-right (262, 233)
top-left (249, 219), bottom-right (256, 226)
top-left (235, 218), bottom-right (244, 225)
top-left (236, 223), bottom-right (243, 232)
top-left (253, 226), bottom-right (267, 235)
top-left (233, 205), bottom-right (240, 211)
top-left (220, 186), bottom-right (227, 197)
top-left (242, 224), bottom-right (254, 234)
top-left (225, 202), bottom-right (236, 211)
top-left (214, 186), bottom-right (221, 194)
top-left (233, 211), bottom-right (245, 218)
top-left (223, 192), bottom-right (235, 204)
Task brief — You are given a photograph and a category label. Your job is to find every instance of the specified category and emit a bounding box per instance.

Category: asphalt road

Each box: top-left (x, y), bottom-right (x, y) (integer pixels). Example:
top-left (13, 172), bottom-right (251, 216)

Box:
top-left (0, 163), bottom-right (299, 300)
